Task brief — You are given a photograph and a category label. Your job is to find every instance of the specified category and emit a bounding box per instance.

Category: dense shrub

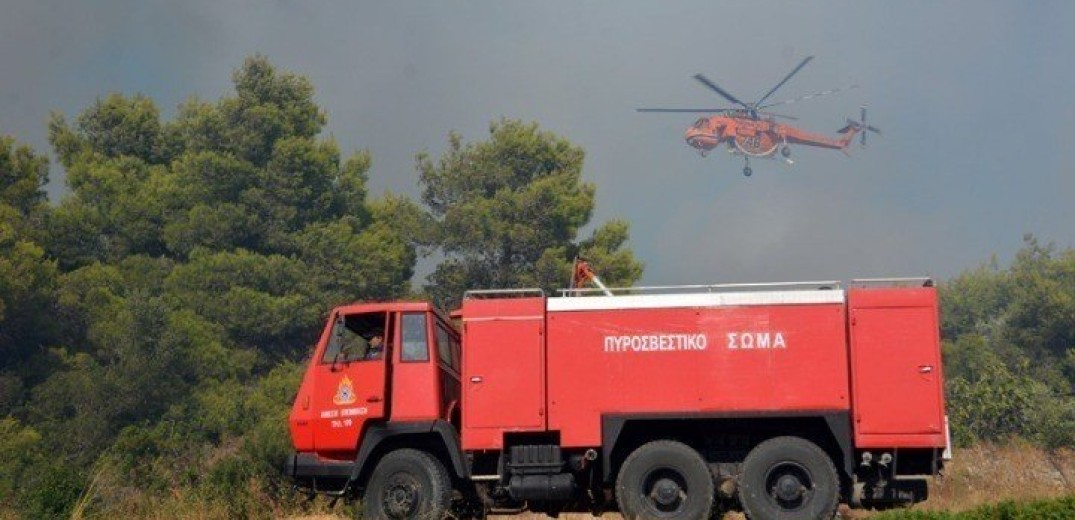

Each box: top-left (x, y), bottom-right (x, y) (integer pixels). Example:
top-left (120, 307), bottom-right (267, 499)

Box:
top-left (875, 496), bottom-right (1075, 519)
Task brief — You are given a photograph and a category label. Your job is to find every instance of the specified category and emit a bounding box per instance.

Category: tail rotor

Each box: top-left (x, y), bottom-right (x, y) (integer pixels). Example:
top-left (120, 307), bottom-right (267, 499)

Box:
top-left (838, 105), bottom-right (881, 147)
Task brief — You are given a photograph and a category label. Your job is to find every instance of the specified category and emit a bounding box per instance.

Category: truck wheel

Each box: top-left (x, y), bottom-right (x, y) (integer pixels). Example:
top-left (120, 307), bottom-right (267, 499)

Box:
top-left (363, 449), bottom-right (451, 520)
top-left (738, 436), bottom-right (839, 520)
top-left (616, 440), bottom-right (714, 520)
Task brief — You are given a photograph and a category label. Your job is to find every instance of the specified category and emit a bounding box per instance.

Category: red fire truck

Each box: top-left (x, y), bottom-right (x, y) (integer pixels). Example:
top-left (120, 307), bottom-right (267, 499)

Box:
top-left (287, 278), bottom-right (949, 519)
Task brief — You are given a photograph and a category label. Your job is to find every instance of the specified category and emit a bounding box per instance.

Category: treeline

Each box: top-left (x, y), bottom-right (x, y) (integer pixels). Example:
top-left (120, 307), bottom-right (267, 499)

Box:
top-left (0, 56), bottom-right (641, 518)
top-left (941, 236), bottom-right (1075, 448)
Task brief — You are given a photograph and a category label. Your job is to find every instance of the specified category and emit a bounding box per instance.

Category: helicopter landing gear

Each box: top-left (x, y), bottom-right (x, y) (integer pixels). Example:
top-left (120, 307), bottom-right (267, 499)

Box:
top-left (742, 158), bottom-right (752, 177)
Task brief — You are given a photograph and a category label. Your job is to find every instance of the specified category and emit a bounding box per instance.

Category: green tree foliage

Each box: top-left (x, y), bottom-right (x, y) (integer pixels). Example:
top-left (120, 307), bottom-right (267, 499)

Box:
top-left (0, 137), bottom-right (57, 406)
top-left (1, 56), bottom-right (420, 518)
top-left (418, 119), bottom-right (643, 308)
top-left (0, 136), bottom-right (50, 218)
top-left (1002, 237), bottom-right (1075, 377)
top-left (66, 93), bottom-right (164, 163)
top-left (0, 417), bottom-right (42, 511)
top-left (941, 235), bottom-right (1075, 448)
top-left (940, 259), bottom-right (1009, 340)
top-left (945, 336), bottom-right (1050, 445)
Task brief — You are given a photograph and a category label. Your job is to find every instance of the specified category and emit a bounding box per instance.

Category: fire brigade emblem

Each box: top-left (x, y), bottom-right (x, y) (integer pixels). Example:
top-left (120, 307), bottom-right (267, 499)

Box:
top-left (333, 376), bottom-right (356, 405)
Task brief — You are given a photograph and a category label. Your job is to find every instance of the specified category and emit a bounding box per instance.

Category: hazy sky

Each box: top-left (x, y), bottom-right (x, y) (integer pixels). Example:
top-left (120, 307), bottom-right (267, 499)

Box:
top-left (2, 1), bottom-right (1073, 286)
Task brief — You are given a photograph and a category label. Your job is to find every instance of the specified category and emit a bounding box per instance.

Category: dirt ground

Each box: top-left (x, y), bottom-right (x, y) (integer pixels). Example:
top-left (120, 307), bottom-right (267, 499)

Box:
top-left (284, 441), bottom-right (1075, 519)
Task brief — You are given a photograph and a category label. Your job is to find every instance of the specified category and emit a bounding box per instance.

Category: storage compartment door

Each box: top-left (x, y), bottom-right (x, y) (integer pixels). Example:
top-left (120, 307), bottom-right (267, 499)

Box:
top-left (851, 306), bottom-right (944, 435)
top-left (464, 317), bottom-right (545, 431)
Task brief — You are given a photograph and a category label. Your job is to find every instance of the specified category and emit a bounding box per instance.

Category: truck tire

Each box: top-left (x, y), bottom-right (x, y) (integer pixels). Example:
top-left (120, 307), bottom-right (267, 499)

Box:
top-left (615, 440), bottom-right (714, 520)
top-left (363, 449), bottom-right (452, 520)
top-left (738, 436), bottom-right (839, 520)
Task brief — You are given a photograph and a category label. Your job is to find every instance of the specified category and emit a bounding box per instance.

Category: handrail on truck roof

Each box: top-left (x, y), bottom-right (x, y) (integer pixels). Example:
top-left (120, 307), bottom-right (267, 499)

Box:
top-left (463, 278), bottom-right (935, 300)
top-left (556, 280), bottom-right (842, 297)
top-left (464, 288), bottom-right (546, 299)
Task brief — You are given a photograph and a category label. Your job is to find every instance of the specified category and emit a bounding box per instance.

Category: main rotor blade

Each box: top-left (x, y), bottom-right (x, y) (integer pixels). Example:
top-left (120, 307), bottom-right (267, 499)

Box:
top-left (636, 108), bottom-right (734, 113)
top-left (759, 83), bottom-right (859, 109)
top-left (756, 56), bottom-right (814, 107)
top-left (692, 74), bottom-right (748, 108)
top-left (758, 111), bottom-right (799, 121)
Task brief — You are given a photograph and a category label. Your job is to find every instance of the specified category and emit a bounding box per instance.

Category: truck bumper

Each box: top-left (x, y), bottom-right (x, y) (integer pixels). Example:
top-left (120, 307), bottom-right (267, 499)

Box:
top-left (286, 452), bottom-right (356, 480)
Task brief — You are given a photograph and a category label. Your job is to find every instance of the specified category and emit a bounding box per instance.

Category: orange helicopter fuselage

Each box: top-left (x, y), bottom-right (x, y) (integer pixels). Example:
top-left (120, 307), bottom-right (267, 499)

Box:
top-left (685, 115), bottom-right (855, 157)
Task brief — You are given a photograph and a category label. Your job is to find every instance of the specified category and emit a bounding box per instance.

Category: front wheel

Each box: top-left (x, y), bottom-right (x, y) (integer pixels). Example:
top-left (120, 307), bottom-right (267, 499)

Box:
top-left (363, 449), bottom-right (452, 520)
top-left (738, 436), bottom-right (839, 520)
top-left (616, 440), bottom-right (714, 520)
top-left (743, 166), bottom-right (753, 177)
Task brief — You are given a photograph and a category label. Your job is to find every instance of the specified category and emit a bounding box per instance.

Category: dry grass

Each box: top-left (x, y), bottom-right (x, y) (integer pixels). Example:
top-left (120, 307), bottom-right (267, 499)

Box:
top-left (76, 442), bottom-right (1075, 519)
top-left (920, 440), bottom-right (1075, 512)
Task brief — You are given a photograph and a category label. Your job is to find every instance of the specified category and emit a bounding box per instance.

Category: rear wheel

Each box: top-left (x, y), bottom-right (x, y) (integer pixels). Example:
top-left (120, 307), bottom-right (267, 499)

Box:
top-left (738, 436), bottom-right (839, 520)
top-left (363, 449), bottom-right (452, 520)
top-left (616, 440), bottom-right (714, 519)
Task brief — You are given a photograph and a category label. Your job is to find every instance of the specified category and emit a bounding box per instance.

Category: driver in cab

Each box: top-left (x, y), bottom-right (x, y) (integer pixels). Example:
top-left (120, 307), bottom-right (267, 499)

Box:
top-left (364, 329), bottom-right (385, 360)
top-left (336, 324), bottom-right (386, 362)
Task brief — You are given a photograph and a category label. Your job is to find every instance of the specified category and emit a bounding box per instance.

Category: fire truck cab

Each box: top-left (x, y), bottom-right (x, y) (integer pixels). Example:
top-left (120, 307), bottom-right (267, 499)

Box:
top-left (287, 279), bottom-right (949, 520)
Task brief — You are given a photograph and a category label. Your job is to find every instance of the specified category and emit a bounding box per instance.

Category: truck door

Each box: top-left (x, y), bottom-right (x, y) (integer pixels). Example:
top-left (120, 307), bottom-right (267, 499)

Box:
top-left (461, 296), bottom-right (547, 450)
top-left (850, 288), bottom-right (946, 444)
top-left (312, 311), bottom-right (391, 455)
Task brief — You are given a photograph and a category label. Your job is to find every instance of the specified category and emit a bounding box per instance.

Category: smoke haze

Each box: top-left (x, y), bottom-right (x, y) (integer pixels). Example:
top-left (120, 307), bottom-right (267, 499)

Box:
top-left (2, 1), bottom-right (1073, 284)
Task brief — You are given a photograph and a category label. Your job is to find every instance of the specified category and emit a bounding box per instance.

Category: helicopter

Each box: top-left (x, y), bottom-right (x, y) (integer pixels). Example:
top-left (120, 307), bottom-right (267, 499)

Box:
top-left (638, 56), bottom-right (880, 176)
